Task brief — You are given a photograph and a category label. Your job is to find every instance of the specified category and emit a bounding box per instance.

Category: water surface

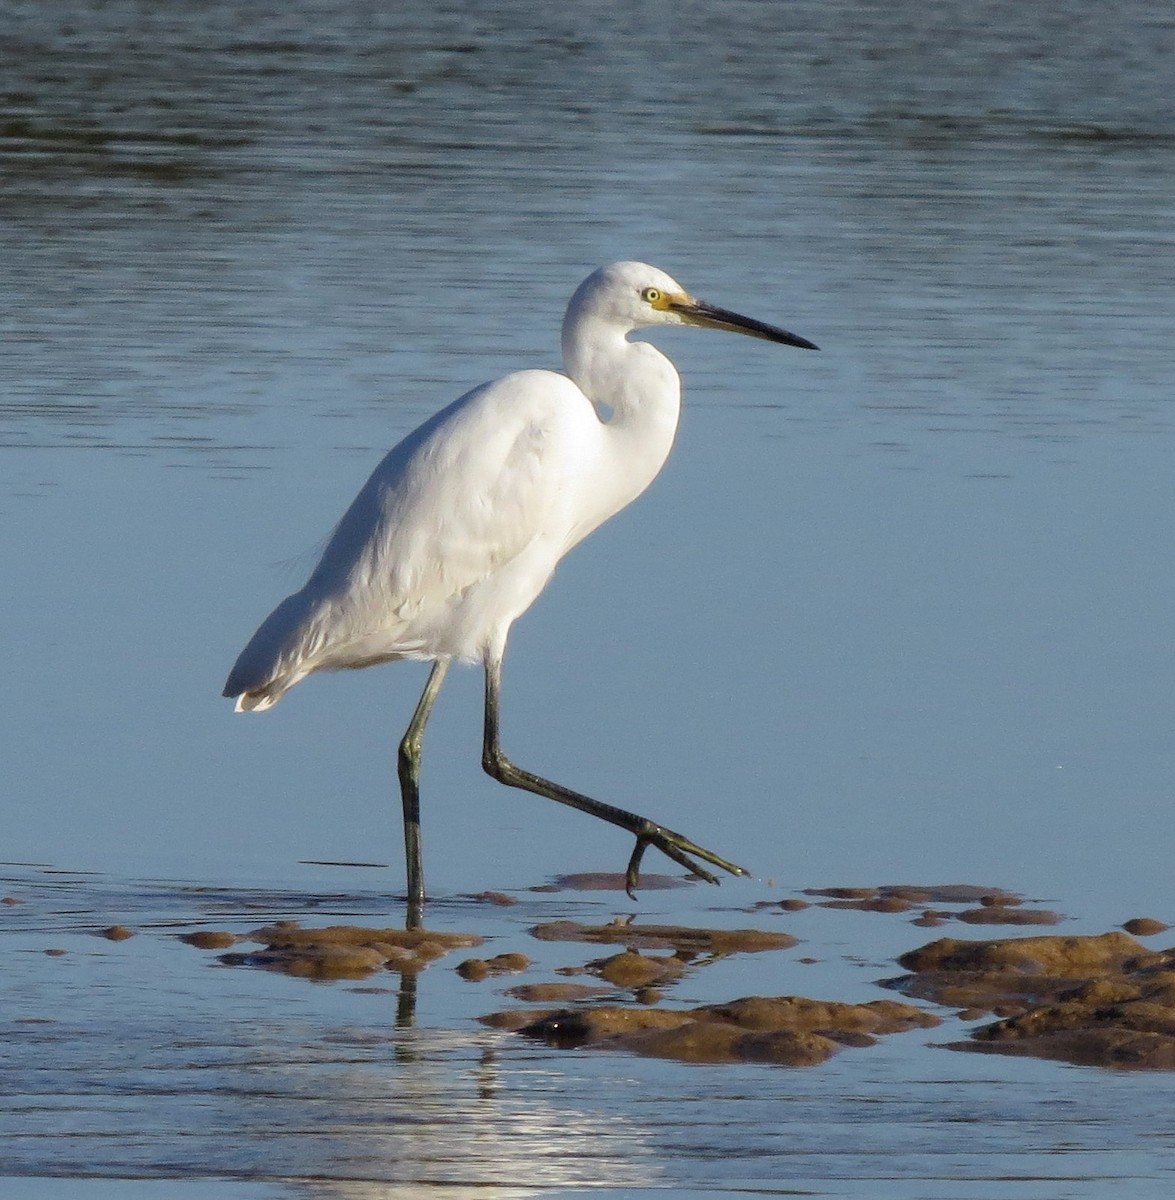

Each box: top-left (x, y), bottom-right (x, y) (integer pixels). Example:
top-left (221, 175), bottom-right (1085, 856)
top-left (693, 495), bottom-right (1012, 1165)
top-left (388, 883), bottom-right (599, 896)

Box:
top-left (2, 0), bottom-right (1174, 1193)
top-left (4, 865), bottom-right (1175, 1198)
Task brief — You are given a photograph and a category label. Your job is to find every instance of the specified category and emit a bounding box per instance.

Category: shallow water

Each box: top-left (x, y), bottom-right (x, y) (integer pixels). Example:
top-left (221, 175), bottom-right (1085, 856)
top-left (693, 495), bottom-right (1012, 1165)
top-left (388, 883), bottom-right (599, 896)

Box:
top-left (4, 864), bottom-right (1175, 1199)
top-left (3, 0), bottom-right (1175, 1193)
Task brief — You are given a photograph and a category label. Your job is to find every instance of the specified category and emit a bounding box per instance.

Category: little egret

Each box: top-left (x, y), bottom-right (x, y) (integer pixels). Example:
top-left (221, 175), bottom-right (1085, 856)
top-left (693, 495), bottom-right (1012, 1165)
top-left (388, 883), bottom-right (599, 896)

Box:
top-left (224, 261), bottom-right (818, 917)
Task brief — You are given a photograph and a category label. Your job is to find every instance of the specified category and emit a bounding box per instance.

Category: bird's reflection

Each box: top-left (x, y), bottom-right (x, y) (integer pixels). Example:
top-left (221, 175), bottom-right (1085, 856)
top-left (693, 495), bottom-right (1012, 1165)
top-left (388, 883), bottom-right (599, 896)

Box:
top-left (394, 962), bottom-right (418, 1031)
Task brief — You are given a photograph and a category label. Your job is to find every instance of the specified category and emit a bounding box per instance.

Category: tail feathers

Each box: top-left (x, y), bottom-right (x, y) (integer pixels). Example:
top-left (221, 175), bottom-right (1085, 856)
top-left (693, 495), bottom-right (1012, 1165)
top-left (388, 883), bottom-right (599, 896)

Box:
top-left (223, 666), bottom-right (292, 713)
top-left (224, 668), bottom-right (296, 712)
top-left (231, 689), bottom-right (281, 713)
top-left (224, 590), bottom-right (316, 714)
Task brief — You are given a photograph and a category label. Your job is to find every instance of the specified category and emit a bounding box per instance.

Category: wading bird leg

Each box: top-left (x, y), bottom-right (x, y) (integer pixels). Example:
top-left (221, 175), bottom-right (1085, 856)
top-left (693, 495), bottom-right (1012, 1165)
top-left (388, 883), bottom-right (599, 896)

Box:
top-left (480, 656), bottom-right (749, 896)
top-left (397, 658), bottom-right (449, 927)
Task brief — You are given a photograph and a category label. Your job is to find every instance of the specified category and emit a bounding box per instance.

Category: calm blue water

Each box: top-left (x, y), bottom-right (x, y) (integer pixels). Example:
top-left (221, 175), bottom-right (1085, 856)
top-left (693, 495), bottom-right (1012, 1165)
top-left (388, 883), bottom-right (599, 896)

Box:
top-left (2, 0), bottom-right (1175, 1193)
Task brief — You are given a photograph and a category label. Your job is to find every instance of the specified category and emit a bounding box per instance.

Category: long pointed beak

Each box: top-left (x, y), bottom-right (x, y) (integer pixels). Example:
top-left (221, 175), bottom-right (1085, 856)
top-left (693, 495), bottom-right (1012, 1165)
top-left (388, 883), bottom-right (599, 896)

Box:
top-left (671, 297), bottom-right (819, 350)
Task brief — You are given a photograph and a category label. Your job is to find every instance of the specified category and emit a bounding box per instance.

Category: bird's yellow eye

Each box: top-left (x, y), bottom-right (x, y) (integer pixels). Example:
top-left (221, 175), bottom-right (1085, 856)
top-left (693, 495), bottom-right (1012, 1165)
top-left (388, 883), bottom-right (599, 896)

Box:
top-left (641, 287), bottom-right (662, 305)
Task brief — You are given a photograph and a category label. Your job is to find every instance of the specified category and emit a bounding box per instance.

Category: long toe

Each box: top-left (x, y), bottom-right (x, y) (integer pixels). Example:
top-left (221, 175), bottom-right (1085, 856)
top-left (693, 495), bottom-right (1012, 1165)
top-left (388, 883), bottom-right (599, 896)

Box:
top-left (625, 826), bottom-right (743, 896)
top-left (657, 825), bottom-right (749, 880)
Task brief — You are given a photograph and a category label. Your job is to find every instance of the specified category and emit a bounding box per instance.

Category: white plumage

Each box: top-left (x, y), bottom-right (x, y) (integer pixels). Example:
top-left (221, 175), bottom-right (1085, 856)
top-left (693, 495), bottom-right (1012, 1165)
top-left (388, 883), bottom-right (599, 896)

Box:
top-left (224, 261), bottom-right (817, 919)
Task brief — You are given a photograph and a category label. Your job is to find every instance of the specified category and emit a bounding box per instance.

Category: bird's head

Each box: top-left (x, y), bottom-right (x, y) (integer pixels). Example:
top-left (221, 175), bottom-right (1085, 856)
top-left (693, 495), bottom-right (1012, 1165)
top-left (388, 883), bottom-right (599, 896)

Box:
top-left (568, 261), bottom-right (819, 351)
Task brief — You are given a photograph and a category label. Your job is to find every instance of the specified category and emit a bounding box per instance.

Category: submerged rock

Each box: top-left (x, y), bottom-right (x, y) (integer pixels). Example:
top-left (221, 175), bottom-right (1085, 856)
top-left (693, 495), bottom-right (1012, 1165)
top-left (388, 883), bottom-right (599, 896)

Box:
top-left (804, 884), bottom-right (1021, 906)
top-left (547, 873), bottom-right (690, 891)
top-left (819, 895), bottom-right (914, 913)
top-left (955, 907), bottom-right (1062, 926)
top-left (468, 891), bottom-right (519, 907)
top-left (529, 920), bottom-right (797, 954)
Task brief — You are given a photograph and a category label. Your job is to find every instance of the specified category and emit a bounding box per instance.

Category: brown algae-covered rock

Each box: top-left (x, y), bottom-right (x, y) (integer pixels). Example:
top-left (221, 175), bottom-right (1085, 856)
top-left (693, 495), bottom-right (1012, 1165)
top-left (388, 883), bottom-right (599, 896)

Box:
top-left (549, 872), bottom-right (690, 891)
top-left (213, 922), bottom-right (483, 980)
top-left (891, 930), bottom-right (1175, 1069)
top-left (912, 911), bottom-right (950, 928)
top-left (500, 993), bottom-right (939, 1067)
top-left (181, 930), bottom-right (238, 949)
top-left (244, 923), bottom-right (482, 951)
top-left (624, 1022), bottom-right (840, 1066)
top-left (884, 933), bottom-right (1150, 1013)
top-left (962, 1028), bottom-right (1175, 1070)
top-left (593, 949), bottom-right (686, 989)
top-left (469, 891), bottom-right (519, 906)
top-left (1123, 918), bottom-right (1170, 937)
top-left (956, 907), bottom-right (1062, 926)
top-left (480, 1008), bottom-right (558, 1031)
top-left (695, 995), bottom-right (939, 1039)
top-left (455, 952), bottom-right (531, 981)
top-left (523, 1007), bottom-right (693, 1046)
top-left (96, 925), bottom-right (136, 941)
top-left (804, 886), bottom-right (878, 900)
top-left (505, 982), bottom-right (611, 1003)
top-left (820, 896), bottom-right (913, 914)
top-left (805, 884), bottom-right (1019, 906)
top-left (896, 932), bottom-right (1151, 979)
top-left (959, 987), bottom-right (1175, 1070)
top-left (225, 943), bottom-right (391, 980)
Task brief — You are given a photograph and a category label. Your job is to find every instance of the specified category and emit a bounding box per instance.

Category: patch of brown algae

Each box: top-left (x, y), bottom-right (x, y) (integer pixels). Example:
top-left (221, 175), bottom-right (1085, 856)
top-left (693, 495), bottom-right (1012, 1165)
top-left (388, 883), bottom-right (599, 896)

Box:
top-left (885, 931), bottom-right (1175, 1069)
top-left (483, 995), bottom-right (939, 1066)
top-left (955, 907), bottom-right (1062, 926)
top-left (529, 920), bottom-right (798, 954)
top-left (455, 952), bottom-right (531, 981)
top-left (186, 922), bottom-right (484, 980)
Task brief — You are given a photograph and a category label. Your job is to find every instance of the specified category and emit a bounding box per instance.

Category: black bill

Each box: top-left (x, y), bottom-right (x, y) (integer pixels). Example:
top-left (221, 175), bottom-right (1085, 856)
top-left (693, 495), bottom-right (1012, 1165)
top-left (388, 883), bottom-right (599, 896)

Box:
top-left (673, 297), bottom-right (819, 350)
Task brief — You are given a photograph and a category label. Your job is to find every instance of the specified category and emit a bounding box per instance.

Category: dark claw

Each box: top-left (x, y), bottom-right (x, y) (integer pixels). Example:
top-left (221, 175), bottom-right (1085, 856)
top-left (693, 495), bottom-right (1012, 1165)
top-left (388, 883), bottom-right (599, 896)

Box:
top-left (625, 837), bottom-right (651, 899)
top-left (624, 823), bottom-right (746, 897)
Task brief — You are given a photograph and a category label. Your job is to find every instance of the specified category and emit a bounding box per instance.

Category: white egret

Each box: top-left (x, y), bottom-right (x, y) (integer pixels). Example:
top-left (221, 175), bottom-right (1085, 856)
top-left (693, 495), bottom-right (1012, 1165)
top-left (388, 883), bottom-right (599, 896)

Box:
top-left (224, 261), bottom-right (818, 918)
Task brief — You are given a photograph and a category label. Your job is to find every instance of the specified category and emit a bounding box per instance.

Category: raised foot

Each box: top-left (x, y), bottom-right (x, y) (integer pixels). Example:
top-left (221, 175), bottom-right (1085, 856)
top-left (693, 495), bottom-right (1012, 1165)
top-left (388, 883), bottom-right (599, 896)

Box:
top-left (624, 823), bottom-right (749, 899)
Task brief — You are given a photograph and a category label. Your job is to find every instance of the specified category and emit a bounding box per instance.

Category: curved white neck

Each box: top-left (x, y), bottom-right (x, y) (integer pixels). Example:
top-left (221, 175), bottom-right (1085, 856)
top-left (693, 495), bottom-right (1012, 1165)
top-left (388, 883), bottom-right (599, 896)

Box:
top-left (562, 314), bottom-right (682, 522)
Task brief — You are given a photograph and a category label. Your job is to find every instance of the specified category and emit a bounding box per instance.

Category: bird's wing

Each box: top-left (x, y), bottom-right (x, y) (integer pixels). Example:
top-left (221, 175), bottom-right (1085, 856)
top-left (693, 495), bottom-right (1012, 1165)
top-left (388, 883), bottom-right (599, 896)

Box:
top-left (295, 368), bottom-right (596, 654)
top-left (225, 370), bottom-right (600, 703)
